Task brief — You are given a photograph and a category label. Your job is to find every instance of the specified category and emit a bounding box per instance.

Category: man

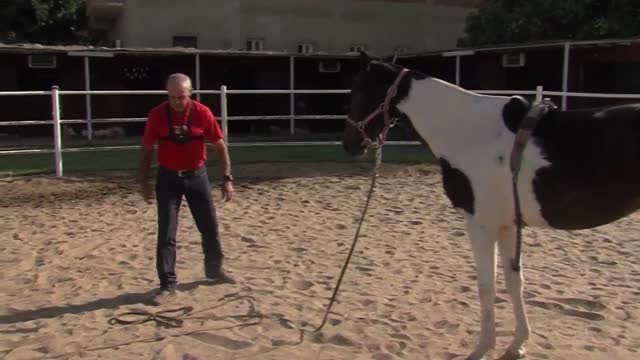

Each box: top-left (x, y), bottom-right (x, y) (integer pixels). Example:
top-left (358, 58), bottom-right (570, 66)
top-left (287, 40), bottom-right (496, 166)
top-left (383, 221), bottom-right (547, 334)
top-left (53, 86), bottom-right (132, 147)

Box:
top-left (138, 73), bottom-right (236, 296)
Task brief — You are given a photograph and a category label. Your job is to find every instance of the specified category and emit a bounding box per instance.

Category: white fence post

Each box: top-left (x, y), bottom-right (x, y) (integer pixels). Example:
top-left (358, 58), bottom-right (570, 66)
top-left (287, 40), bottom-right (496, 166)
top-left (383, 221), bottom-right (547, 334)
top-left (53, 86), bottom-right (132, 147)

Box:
top-left (535, 85), bottom-right (543, 102)
top-left (220, 85), bottom-right (228, 141)
top-left (195, 54), bottom-right (201, 103)
top-left (51, 86), bottom-right (63, 176)
top-left (562, 42), bottom-right (570, 111)
top-left (84, 56), bottom-right (93, 141)
top-left (289, 56), bottom-right (295, 135)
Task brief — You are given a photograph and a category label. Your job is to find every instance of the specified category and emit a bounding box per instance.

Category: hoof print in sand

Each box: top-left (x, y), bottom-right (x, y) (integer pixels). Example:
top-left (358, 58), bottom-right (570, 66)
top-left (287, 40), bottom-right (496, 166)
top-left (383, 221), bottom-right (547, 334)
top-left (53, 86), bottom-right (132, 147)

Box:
top-left (526, 299), bottom-right (606, 321)
top-left (189, 332), bottom-right (253, 350)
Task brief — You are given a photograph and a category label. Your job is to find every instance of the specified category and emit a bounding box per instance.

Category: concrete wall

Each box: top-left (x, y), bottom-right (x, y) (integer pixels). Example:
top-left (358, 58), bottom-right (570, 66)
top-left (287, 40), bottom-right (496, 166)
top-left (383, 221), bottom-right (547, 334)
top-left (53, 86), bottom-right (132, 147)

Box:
top-left (105, 0), bottom-right (477, 54)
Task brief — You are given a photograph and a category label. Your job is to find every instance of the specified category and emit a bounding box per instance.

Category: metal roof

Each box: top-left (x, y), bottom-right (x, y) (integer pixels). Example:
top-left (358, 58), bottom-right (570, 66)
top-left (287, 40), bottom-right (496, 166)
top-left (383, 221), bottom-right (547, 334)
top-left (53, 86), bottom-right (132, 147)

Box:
top-left (0, 43), bottom-right (359, 58)
top-left (1, 36), bottom-right (638, 58)
top-left (400, 37), bottom-right (640, 57)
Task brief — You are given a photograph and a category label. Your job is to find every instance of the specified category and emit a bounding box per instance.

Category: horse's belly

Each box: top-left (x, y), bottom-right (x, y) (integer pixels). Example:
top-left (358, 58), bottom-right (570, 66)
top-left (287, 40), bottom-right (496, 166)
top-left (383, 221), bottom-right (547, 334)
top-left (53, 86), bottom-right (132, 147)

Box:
top-left (532, 166), bottom-right (640, 230)
top-left (536, 190), bottom-right (640, 230)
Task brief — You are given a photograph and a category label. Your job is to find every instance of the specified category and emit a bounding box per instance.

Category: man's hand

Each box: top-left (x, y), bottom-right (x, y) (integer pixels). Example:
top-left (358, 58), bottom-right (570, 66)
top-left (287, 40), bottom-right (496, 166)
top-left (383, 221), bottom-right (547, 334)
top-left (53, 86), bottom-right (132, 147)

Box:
top-left (221, 181), bottom-right (233, 202)
top-left (141, 181), bottom-right (153, 204)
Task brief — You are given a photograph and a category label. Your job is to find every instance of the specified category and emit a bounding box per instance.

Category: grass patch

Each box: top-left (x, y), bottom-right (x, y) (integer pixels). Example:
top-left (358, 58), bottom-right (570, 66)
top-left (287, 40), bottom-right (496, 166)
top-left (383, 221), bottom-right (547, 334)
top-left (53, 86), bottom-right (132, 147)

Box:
top-left (0, 144), bottom-right (436, 177)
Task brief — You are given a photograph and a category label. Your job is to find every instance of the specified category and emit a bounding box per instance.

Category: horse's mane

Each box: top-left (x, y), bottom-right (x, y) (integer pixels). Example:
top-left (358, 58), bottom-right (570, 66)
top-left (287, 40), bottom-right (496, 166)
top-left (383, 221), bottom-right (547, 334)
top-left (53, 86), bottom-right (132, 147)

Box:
top-left (368, 58), bottom-right (517, 103)
top-left (371, 59), bottom-right (428, 78)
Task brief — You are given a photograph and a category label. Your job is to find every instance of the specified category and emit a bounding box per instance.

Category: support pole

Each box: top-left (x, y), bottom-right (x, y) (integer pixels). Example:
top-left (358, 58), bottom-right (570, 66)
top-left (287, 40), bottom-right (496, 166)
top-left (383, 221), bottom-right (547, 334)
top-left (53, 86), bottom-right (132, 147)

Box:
top-left (84, 56), bottom-right (93, 141)
top-left (195, 54), bottom-right (201, 102)
top-left (455, 55), bottom-right (461, 86)
top-left (289, 56), bottom-right (295, 135)
top-left (51, 86), bottom-right (63, 177)
top-left (536, 85), bottom-right (543, 102)
top-left (220, 85), bottom-right (228, 141)
top-left (562, 42), bottom-right (570, 110)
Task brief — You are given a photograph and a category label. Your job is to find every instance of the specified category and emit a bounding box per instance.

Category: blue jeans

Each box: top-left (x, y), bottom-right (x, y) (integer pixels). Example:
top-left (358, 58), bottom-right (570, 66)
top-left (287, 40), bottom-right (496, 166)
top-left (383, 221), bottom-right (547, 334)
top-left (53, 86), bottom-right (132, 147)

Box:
top-left (155, 166), bottom-right (224, 289)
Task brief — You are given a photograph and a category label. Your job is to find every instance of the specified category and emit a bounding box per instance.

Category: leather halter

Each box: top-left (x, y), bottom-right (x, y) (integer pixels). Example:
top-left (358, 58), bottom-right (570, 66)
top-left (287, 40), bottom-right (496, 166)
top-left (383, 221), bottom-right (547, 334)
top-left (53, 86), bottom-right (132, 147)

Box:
top-left (346, 68), bottom-right (410, 148)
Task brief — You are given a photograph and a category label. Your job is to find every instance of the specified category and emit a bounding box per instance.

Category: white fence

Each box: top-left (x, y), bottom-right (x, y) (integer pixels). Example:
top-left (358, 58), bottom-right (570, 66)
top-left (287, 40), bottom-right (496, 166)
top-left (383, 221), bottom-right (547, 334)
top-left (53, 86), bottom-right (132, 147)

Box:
top-left (1, 86), bottom-right (639, 176)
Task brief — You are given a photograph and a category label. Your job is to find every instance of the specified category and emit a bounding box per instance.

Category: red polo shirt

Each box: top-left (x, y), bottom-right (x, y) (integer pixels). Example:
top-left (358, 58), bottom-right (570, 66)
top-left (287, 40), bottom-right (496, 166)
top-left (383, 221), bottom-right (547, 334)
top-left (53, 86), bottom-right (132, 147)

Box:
top-left (143, 99), bottom-right (223, 171)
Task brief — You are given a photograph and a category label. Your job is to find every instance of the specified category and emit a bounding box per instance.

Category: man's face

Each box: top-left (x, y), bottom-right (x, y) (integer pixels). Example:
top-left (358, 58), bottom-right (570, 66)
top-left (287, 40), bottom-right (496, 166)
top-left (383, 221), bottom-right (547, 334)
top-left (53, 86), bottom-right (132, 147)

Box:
top-left (167, 84), bottom-right (191, 112)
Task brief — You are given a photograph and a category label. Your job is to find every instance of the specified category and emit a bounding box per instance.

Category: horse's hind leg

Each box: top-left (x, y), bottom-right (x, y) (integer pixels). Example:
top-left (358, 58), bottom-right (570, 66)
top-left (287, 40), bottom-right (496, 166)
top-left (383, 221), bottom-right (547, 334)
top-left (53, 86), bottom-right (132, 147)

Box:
top-left (465, 219), bottom-right (498, 360)
top-left (496, 226), bottom-right (530, 360)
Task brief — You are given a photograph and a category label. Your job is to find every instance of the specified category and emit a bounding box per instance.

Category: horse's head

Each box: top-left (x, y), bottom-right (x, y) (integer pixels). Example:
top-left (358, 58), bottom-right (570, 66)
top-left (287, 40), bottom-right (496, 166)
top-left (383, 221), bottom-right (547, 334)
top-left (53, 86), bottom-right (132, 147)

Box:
top-left (342, 51), bottom-right (414, 156)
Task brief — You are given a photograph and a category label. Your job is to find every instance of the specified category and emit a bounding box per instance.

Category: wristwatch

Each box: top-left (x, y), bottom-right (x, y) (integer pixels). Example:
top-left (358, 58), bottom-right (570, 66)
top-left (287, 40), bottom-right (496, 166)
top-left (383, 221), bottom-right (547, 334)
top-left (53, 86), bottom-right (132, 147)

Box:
top-left (222, 174), bottom-right (233, 183)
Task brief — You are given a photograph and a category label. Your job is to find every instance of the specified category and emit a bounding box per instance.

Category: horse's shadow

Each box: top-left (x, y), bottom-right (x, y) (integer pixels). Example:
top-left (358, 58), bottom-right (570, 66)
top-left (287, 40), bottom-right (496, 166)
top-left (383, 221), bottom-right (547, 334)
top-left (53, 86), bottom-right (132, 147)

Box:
top-left (0, 280), bottom-right (215, 326)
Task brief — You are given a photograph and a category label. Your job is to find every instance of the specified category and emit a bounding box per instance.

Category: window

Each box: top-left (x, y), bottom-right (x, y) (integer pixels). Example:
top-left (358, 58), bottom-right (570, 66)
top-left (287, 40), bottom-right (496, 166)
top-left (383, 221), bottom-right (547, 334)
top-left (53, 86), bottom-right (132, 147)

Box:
top-left (173, 36), bottom-right (198, 49)
top-left (350, 44), bottom-right (367, 53)
top-left (28, 54), bottom-right (56, 68)
top-left (318, 59), bottom-right (341, 73)
top-left (297, 43), bottom-right (314, 54)
top-left (246, 38), bottom-right (264, 51)
top-left (502, 53), bottom-right (526, 67)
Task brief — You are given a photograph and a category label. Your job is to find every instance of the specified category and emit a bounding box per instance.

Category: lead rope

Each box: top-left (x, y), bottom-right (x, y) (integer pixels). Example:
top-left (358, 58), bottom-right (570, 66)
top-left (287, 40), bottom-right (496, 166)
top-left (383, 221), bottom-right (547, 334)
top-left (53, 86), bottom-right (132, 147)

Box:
top-left (47, 156), bottom-right (382, 359)
top-left (510, 163), bottom-right (524, 272)
top-left (301, 159), bottom-right (380, 340)
top-left (509, 99), bottom-right (555, 272)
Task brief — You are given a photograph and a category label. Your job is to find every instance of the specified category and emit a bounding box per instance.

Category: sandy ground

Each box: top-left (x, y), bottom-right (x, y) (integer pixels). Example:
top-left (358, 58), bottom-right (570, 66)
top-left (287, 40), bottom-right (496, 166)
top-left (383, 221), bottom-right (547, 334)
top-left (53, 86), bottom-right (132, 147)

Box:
top-left (1, 162), bottom-right (639, 360)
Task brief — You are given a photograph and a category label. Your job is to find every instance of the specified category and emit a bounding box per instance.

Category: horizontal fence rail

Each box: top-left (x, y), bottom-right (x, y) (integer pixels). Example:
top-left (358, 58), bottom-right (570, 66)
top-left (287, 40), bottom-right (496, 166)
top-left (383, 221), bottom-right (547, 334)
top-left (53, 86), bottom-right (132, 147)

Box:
top-left (0, 91), bottom-right (53, 96)
top-left (1, 85), bottom-right (639, 176)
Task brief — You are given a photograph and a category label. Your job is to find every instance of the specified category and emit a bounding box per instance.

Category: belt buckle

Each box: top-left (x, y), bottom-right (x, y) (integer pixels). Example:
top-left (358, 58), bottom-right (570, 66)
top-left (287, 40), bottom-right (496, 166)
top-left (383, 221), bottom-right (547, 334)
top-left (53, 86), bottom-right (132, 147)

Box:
top-left (177, 170), bottom-right (186, 177)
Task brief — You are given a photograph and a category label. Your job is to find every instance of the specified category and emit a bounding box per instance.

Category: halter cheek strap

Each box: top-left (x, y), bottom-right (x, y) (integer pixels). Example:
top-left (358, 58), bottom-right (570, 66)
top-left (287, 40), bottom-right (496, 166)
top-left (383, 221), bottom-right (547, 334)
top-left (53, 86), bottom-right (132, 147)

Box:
top-left (347, 68), bottom-right (410, 148)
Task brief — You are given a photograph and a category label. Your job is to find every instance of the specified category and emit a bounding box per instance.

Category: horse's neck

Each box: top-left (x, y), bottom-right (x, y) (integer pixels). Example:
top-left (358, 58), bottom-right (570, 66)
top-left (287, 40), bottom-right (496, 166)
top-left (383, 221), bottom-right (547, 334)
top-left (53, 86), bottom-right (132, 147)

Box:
top-left (398, 77), bottom-right (508, 158)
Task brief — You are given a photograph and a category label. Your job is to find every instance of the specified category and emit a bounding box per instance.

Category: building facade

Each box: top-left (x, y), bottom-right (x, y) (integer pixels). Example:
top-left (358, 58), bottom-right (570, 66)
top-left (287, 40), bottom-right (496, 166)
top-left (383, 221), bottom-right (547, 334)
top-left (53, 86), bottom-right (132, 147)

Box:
top-left (87, 0), bottom-right (484, 55)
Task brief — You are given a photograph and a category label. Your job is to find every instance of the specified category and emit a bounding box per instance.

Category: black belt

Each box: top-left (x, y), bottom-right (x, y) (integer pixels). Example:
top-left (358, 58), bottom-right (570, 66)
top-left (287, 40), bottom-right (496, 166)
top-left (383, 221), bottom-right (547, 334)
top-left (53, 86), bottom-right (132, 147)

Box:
top-left (159, 166), bottom-right (204, 178)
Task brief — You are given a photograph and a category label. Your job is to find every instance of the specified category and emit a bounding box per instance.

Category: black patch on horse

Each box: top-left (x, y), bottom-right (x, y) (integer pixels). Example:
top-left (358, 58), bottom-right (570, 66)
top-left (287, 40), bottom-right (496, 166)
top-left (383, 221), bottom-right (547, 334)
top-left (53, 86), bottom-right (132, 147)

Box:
top-left (511, 104), bottom-right (640, 229)
top-left (502, 96), bottom-right (530, 134)
top-left (439, 158), bottom-right (475, 215)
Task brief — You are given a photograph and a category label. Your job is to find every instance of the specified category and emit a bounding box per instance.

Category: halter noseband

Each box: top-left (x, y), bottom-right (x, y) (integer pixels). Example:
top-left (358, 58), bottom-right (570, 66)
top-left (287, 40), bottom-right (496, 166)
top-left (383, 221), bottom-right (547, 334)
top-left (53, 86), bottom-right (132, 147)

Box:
top-left (347, 68), bottom-right (410, 148)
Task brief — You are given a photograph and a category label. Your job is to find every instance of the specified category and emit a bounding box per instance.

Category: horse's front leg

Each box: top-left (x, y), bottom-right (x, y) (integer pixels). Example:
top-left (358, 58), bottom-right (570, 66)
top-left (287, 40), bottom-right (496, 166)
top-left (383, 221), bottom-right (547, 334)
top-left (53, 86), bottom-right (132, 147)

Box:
top-left (465, 219), bottom-right (498, 360)
top-left (496, 226), bottom-right (530, 360)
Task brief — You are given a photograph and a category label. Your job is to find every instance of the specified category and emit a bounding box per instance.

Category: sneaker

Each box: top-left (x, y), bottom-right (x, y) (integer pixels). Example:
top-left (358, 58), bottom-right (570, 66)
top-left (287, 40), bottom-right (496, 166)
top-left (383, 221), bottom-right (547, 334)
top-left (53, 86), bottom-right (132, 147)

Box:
top-left (149, 286), bottom-right (179, 306)
top-left (206, 268), bottom-right (237, 284)
top-left (160, 284), bottom-right (177, 292)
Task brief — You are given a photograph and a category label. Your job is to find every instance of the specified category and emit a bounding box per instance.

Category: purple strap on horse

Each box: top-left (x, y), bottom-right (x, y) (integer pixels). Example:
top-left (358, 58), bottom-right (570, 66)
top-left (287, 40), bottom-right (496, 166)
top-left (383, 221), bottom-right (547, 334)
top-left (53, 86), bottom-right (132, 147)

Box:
top-left (347, 68), bottom-right (410, 148)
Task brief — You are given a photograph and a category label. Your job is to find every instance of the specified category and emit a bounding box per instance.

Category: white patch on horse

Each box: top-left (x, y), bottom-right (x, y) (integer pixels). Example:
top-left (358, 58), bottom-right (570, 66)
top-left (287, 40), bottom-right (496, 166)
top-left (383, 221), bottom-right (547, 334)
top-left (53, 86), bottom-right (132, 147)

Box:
top-left (397, 77), bottom-right (550, 228)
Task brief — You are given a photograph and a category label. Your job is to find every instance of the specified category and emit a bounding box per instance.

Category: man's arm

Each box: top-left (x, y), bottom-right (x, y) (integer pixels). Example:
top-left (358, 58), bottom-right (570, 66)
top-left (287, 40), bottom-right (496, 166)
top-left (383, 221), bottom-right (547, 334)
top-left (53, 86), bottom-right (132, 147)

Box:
top-left (138, 144), bottom-right (154, 184)
top-left (212, 139), bottom-right (233, 202)
top-left (211, 139), bottom-right (231, 176)
top-left (138, 144), bottom-right (154, 204)
top-left (139, 110), bottom-right (157, 203)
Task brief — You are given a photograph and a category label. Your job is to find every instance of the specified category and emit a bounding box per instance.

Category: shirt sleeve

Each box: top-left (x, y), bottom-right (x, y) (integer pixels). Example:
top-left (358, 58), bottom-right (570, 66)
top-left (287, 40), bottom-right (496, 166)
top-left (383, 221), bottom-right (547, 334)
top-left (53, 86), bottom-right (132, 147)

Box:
top-left (142, 110), bottom-right (157, 146)
top-left (203, 107), bottom-right (224, 143)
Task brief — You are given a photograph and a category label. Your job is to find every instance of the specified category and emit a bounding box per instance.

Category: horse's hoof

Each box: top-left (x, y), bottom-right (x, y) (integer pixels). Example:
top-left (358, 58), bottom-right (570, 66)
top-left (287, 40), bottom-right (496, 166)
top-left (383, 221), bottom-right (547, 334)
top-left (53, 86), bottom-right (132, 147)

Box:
top-left (498, 347), bottom-right (526, 360)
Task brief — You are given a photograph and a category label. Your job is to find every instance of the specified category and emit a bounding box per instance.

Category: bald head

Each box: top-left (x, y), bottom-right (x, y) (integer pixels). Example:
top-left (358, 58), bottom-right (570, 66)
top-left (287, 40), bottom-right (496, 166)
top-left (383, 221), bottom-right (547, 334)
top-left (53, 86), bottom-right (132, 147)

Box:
top-left (166, 73), bottom-right (192, 112)
top-left (166, 73), bottom-right (192, 90)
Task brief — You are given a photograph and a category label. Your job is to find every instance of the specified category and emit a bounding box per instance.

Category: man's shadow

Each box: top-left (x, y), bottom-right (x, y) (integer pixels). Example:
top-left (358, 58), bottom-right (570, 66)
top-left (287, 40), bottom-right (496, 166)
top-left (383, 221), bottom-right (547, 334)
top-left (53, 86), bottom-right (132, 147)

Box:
top-left (0, 280), bottom-right (216, 326)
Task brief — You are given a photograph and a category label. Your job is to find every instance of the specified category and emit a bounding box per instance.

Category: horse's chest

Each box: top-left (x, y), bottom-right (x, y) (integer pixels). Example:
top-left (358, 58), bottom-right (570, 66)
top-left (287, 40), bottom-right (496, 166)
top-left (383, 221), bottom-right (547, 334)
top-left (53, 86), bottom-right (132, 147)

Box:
top-left (438, 144), bottom-right (552, 228)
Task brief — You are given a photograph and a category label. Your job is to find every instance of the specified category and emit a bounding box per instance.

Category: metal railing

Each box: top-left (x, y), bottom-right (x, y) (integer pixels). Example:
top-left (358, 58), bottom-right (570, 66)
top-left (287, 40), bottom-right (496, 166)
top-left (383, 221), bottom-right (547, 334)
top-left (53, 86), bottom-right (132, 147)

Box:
top-left (1, 85), bottom-right (639, 176)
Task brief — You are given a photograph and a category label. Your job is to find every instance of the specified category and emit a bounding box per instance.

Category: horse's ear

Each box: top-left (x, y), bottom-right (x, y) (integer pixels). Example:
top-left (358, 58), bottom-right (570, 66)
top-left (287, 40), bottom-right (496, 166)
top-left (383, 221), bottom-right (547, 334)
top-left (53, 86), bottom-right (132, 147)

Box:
top-left (359, 51), bottom-right (370, 70)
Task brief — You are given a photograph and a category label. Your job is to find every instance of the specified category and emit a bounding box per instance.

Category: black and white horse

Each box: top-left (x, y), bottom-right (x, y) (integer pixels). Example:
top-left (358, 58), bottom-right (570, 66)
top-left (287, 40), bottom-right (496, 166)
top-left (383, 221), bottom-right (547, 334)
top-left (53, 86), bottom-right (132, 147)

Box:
top-left (342, 52), bottom-right (640, 360)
